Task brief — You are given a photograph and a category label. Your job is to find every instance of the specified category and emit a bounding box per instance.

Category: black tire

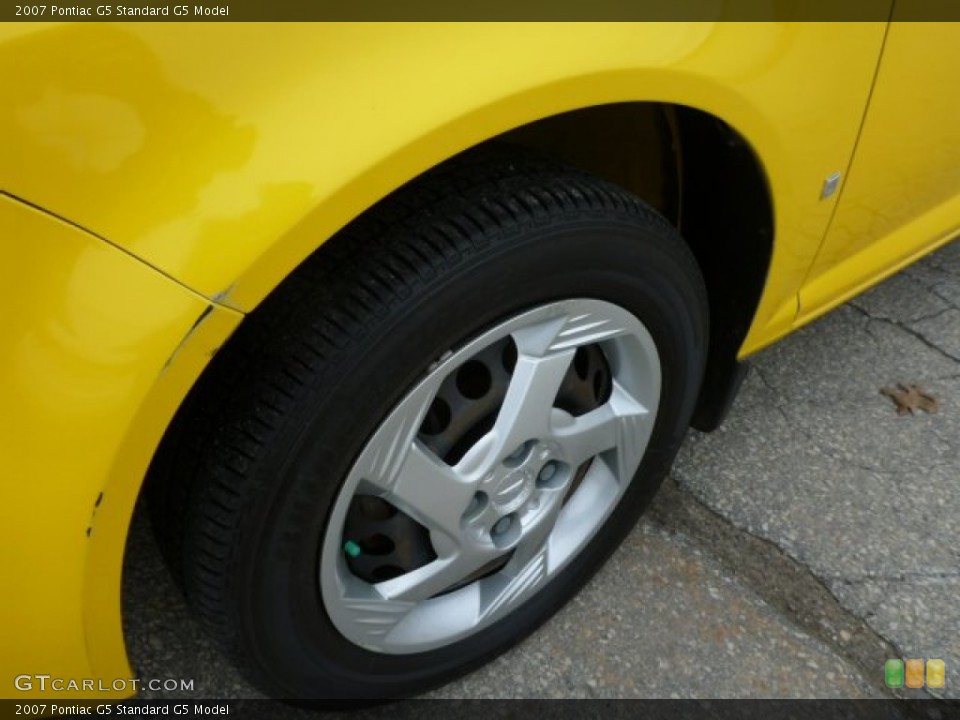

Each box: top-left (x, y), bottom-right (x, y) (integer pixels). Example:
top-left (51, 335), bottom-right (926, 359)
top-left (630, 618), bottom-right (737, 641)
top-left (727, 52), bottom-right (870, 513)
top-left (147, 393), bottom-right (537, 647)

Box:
top-left (147, 147), bottom-right (708, 701)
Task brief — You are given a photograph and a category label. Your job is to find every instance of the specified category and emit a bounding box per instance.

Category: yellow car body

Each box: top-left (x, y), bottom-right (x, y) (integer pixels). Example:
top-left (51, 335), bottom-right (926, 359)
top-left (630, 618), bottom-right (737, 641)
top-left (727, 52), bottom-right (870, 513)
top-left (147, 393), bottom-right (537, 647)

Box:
top-left (1, 18), bottom-right (959, 698)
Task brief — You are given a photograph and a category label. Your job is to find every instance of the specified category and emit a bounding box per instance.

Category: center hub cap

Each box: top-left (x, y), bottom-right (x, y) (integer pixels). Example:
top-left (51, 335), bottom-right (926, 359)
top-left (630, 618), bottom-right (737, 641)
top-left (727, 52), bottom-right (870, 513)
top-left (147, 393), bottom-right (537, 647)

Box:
top-left (490, 468), bottom-right (534, 514)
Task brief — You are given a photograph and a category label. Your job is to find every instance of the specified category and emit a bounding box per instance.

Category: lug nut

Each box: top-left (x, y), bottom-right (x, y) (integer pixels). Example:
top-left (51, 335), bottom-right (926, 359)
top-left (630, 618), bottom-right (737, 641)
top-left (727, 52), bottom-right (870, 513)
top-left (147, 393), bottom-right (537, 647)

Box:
top-left (538, 462), bottom-right (558, 483)
top-left (464, 491), bottom-right (487, 518)
top-left (492, 516), bottom-right (513, 536)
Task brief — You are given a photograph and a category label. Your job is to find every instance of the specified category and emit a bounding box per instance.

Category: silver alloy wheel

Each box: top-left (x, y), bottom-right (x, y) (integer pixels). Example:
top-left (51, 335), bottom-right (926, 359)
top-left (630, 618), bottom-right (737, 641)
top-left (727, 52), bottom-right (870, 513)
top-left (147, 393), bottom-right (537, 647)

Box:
top-left (320, 298), bottom-right (661, 653)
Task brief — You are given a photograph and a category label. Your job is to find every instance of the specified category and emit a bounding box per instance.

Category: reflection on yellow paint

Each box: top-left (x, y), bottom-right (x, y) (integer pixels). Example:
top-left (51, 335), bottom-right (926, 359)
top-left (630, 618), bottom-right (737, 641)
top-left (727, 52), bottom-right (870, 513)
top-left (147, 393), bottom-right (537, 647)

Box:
top-left (3, 21), bottom-right (890, 340)
top-left (1, 24), bottom-right (258, 272)
top-left (17, 88), bottom-right (146, 173)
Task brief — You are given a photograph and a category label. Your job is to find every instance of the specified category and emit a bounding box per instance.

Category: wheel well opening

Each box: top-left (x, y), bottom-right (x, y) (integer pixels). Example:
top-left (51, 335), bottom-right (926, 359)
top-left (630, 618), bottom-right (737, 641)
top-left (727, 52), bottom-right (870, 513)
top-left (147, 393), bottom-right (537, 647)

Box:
top-left (492, 102), bottom-right (774, 430)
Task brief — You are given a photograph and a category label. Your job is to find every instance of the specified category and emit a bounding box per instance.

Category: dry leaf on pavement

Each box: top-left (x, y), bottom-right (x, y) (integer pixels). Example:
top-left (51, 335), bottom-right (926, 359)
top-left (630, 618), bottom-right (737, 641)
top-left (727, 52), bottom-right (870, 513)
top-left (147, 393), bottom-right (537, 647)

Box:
top-left (879, 384), bottom-right (939, 416)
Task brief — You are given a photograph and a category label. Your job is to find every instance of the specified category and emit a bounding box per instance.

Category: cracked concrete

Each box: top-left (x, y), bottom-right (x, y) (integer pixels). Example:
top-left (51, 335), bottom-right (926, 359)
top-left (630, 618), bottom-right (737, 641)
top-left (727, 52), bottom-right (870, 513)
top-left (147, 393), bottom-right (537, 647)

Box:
top-left (673, 239), bottom-right (960, 699)
top-left (123, 239), bottom-right (958, 702)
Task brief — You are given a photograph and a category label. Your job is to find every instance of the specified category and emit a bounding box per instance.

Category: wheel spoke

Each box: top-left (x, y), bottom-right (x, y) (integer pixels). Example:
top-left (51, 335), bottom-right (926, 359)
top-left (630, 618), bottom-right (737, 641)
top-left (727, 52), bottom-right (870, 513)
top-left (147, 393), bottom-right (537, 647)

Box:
top-left (511, 492), bottom-right (566, 572)
top-left (374, 441), bottom-right (475, 542)
top-left (552, 383), bottom-right (652, 471)
top-left (336, 596), bottom-right (416, 645)
top-left (479, 512), bottom-right (557, 620)
top-left (545, 457), bottom-right (620, 571)
top-left (375, 545), bottom-right (498, 602)
top-left (477, 478), bottom-right (572, 620)
top-left (485, 349), bottom-right (574, 465)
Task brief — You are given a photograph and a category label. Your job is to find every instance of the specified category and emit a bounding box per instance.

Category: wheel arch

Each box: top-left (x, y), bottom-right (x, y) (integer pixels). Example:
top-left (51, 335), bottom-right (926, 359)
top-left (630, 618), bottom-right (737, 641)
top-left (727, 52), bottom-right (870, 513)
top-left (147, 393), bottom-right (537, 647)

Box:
top-left (85, 87), bottom-right (782, 691)
top-left (216, 97), bottom-right (776, 432)
top-left (490, 103), bottom-right (775, 430)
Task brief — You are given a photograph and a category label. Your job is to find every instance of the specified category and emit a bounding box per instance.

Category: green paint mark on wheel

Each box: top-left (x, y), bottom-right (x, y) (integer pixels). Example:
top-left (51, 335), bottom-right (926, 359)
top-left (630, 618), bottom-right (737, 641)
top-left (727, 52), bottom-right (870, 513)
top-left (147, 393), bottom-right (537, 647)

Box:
top-left (343, 540), bottom-right (362, 558)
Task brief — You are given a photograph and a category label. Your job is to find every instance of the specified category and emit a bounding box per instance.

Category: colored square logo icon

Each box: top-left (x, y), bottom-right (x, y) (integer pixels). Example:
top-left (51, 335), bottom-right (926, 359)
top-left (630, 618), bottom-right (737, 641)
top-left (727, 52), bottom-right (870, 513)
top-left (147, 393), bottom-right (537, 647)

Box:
top-left (927, 659), bottom-right (945, 689)
top-left (885, 659), bottom-right (904, 688)
top-left (905, 659), bottom-right (925, 688)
